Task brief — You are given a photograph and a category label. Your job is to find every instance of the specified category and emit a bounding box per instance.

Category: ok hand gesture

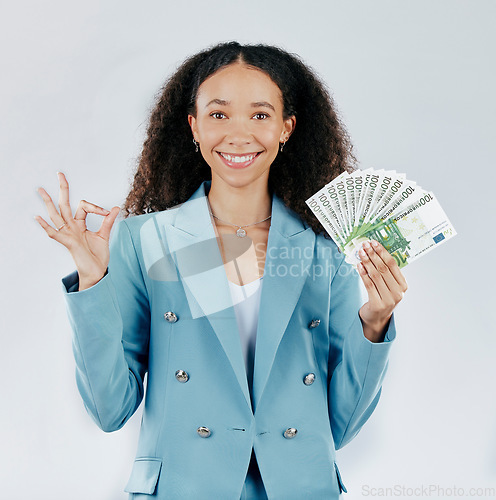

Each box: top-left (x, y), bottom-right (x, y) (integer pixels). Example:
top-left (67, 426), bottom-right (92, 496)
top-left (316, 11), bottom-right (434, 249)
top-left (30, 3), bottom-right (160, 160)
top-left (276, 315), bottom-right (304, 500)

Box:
top-left (35, 172), bottom-right (120, 291)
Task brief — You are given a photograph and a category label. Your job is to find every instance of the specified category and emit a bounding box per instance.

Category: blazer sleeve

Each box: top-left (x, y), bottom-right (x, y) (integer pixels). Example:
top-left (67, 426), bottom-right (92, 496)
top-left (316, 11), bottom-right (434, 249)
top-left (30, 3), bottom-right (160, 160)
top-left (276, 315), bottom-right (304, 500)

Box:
top-left (60, 219), bottom-right (151, 432)
top-left (327, 254), bottom-right (396, 450)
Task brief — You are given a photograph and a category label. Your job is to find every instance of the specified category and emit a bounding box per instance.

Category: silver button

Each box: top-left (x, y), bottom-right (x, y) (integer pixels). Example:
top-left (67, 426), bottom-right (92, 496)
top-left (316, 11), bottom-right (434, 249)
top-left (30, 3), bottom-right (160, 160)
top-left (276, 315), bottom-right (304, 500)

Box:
top-left (197, 426), bottom-right (211, 438)
top-left (175, 370), bottom-right (189, 383)
top-left (309, 319), bottom-right (320, 329)
top-left (164, 311), bottom-right (178, 323)
top-left (303, 373), bottom-right (315, 385)
top-left (283, 428), bottom-right (298, 439)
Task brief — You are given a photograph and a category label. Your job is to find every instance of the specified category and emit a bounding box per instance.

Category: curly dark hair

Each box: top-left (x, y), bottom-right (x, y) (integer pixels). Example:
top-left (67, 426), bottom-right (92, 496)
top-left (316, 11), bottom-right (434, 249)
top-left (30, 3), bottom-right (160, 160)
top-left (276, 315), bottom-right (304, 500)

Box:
top-left (122, 41), bottom-right (356, 237)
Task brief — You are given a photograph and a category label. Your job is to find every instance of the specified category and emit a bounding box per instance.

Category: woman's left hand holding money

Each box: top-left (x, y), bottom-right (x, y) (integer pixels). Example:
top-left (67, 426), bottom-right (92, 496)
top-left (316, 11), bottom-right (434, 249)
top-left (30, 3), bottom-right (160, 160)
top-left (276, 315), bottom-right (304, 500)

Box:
top-left (357, 240), bottom-right (408, 343)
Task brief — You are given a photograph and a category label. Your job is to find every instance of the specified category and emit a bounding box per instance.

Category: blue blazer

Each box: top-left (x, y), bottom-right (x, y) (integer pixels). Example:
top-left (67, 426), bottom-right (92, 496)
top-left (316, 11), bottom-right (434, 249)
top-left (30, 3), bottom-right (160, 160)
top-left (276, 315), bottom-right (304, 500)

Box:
top-left (61, 180), bottom-right (396, 500)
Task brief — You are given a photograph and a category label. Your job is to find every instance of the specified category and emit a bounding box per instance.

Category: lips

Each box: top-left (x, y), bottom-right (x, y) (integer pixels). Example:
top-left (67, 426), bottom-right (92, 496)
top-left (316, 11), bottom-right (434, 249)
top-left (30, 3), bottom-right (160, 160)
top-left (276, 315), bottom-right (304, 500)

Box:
top-left (216, 151), bottom-right (262, 169)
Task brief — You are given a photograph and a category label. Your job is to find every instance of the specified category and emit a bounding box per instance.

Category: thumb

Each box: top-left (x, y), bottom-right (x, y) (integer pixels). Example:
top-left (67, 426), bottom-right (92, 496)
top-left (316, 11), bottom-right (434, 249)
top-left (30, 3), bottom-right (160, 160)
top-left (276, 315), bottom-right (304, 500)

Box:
top-left (99, 206), bottom-right (121, 240)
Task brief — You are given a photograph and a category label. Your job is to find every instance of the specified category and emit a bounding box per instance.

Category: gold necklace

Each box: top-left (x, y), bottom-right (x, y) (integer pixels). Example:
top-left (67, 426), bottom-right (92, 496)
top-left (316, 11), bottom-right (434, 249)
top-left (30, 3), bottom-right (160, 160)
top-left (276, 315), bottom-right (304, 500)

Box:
top-left (209, 212), bottom-right (271, 238)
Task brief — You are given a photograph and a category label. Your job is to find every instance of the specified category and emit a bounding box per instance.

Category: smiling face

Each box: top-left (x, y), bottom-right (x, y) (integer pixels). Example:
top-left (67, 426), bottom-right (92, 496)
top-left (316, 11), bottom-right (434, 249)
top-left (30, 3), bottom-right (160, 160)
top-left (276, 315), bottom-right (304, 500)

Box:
top-left (188, 62), bottom-right (296, 191)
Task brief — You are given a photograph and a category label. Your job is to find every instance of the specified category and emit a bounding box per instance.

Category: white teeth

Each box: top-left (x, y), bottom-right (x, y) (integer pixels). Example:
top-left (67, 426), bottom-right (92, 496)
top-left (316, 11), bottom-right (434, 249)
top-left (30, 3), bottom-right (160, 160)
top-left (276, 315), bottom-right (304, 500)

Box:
top-left (219, 152), bottom-right (257, 163)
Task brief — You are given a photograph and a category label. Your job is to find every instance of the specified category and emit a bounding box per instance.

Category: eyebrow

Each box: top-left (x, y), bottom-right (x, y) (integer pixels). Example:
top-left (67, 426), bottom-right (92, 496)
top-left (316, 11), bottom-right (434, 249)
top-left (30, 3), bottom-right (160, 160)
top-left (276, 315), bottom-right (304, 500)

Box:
top-left (204, 99), bottom-right (275, 112)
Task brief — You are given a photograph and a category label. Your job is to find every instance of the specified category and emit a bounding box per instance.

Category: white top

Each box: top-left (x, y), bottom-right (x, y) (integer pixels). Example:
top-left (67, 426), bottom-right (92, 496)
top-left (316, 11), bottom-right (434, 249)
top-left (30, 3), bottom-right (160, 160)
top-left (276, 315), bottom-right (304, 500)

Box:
top-left (228, 276), bottom-right (263, 397)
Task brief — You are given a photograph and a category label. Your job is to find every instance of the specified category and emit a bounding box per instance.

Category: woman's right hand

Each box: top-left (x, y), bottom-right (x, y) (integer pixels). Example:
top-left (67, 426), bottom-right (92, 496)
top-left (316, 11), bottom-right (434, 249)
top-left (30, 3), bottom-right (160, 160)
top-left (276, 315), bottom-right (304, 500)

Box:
top-left (35, 172), bottom-right (121, 291)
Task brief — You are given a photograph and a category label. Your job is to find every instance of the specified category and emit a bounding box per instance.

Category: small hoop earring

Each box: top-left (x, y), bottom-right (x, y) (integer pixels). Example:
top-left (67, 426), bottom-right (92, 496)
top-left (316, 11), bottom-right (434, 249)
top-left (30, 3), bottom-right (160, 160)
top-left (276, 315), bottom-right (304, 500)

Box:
top-left (279, 139), bottom-right (287, 152)
top-left (193, 139), bottom-right (199, 153)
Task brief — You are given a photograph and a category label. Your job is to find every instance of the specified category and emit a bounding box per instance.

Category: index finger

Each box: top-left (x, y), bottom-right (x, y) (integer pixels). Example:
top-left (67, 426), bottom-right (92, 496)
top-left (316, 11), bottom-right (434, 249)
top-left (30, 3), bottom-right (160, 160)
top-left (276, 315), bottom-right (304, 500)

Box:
top-left (57, 172), bottom-right (73, 222)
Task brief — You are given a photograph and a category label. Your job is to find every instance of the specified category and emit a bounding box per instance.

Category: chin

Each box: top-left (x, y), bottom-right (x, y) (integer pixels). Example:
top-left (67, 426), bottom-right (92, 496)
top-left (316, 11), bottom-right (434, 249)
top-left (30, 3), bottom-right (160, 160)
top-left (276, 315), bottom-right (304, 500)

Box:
top-left (214, 171), bottom-right (270, 190)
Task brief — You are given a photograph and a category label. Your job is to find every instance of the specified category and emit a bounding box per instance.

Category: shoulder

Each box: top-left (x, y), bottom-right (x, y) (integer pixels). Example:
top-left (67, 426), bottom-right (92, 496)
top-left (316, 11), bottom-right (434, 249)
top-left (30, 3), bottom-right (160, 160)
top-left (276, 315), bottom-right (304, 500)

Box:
top-left (115, 201), bottom-right (186, 240)
top-left (313, 229), bottom-right (347, 275)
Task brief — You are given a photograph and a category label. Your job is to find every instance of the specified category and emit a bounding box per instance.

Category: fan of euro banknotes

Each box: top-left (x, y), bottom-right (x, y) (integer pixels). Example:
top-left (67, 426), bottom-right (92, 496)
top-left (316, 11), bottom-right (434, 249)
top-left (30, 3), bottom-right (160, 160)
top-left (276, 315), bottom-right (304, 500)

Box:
top-left (305, 169), bottom-right (457, 269)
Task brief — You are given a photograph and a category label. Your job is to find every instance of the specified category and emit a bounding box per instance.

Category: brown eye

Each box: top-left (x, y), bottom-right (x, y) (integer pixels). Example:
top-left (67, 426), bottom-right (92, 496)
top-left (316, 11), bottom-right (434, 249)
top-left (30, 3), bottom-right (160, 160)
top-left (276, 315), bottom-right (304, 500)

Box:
top-left (253, 113), bottom-right (269, 120)
top-left (210, 112), bottom-right (226, 119)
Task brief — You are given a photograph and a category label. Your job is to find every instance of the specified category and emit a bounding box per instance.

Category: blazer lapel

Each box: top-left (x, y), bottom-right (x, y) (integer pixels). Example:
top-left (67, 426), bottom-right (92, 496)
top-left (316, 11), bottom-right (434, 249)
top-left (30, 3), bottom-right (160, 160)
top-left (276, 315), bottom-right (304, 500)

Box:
top-left (164, 182), bottom-right (252, 411)
top-left (252, 194), bottom-right (316, 412)
top-left (162, 180), bottom-right (315, 414)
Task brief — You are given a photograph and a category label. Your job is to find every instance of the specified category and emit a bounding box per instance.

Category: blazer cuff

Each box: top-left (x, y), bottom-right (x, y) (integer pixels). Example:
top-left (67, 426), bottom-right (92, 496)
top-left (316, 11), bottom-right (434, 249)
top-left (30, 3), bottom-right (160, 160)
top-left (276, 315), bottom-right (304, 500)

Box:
top-left (61, 269), bottom-right (109, 294)
top-left (60, 268), bottom-right (123, 346)
top-left (61, 269), bottom-right (118, 325)
top-left (346, 311), bottom-right (396, 374)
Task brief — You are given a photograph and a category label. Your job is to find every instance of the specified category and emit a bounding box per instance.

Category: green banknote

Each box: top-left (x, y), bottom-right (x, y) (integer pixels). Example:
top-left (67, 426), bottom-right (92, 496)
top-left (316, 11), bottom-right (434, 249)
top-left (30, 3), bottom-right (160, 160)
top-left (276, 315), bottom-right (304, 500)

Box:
top-left (343, 191), bottom-right (456, 268)
top-left (305, 169), bottom-right (457, 270)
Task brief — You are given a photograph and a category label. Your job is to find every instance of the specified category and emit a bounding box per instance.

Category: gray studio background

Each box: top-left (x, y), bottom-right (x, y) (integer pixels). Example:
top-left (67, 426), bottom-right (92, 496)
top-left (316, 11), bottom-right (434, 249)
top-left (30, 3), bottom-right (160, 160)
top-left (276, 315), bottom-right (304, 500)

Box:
top-left (2, 1), bottom-right (495, 499)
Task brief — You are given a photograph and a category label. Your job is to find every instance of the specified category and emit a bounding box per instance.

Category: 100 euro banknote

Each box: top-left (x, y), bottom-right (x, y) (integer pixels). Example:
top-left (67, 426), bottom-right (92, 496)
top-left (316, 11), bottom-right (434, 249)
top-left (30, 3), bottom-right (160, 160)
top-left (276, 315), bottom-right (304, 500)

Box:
top-left (306, 170), bottom-right (457, 270)
top-left (343, 191), bottom-right (456, 268)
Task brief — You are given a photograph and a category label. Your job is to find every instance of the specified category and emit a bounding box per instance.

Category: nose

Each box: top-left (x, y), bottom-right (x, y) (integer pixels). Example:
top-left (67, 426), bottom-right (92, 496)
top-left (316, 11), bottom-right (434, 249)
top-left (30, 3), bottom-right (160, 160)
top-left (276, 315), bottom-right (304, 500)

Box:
top-left (225, 119), bottom-right (253, 147)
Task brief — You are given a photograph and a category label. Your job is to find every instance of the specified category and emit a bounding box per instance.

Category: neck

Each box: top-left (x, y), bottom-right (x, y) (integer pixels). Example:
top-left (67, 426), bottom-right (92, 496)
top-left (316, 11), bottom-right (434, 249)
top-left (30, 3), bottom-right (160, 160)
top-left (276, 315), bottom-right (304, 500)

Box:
top-left (207, 177), bottom-right (272, 226)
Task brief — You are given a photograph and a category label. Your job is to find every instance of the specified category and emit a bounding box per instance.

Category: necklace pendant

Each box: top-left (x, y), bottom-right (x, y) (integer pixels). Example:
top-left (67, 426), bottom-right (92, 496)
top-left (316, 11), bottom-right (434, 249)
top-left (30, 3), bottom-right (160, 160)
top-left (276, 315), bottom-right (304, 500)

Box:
top-left (236, 228), bottom-right (247, 238)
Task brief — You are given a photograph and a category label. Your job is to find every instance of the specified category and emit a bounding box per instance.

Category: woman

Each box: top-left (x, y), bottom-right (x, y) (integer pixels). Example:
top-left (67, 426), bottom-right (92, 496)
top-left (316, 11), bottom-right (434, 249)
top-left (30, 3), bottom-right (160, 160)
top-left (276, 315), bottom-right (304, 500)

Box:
top-left (35, 41), bottom-right (407, 499)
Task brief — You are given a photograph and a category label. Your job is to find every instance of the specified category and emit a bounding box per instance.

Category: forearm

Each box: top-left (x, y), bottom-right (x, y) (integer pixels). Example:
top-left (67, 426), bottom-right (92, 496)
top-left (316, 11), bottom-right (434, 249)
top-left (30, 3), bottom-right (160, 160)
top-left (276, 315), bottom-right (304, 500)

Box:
top-left (62, 271), bottom-right (148, 432)
top-left (359, 310), bottom-right (392, 343)
top-left (329, 311), bottom-right (395, 449)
